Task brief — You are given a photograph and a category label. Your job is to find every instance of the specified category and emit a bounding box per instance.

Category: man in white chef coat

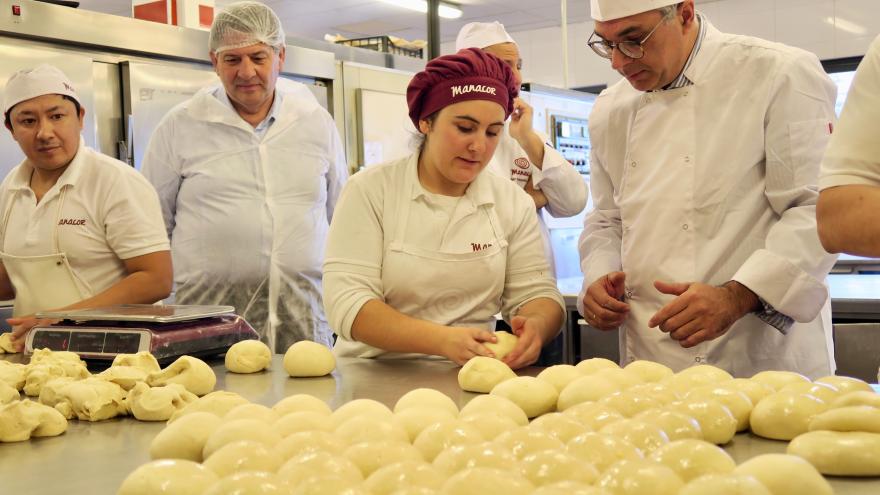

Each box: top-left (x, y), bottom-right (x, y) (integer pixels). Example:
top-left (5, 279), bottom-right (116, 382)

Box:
top-left (578, 0), bottom-right (838, 377)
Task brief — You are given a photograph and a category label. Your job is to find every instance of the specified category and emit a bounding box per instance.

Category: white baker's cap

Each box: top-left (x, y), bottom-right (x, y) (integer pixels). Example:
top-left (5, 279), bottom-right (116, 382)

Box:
top-left (3, 64), bottom-right (80, 116)
top-left (590, 0), bottom-right (680, 21)
top-left (455, 21), bottom-right (517, 51)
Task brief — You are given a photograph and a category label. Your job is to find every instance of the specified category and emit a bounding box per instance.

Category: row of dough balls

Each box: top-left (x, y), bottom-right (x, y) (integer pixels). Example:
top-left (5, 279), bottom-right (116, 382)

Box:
top-left (226, 339), bottom-right (336, 377)
top-left (120, 385), bottom-right (838, 495)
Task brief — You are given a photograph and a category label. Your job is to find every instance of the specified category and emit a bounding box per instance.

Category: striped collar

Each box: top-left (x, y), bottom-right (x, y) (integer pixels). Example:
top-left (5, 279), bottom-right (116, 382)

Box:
top-left (663, 12), bottom-right (707, 90)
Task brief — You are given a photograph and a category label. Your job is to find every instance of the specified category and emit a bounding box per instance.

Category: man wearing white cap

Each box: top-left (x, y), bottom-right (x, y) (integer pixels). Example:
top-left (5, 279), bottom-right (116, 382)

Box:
top-left (455, 22), bottom-right (588, 273)
top-left (578, 0), bottom-right (838, 377)
top-left (0, 64), bottom-right (172, 351)
top-left (142, 1), bottom-right (347, 353)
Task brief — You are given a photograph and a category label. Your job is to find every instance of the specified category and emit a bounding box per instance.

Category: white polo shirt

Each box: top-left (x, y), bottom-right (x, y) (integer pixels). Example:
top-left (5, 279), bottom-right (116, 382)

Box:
top-left (0, 141), bottom-right (170, 297)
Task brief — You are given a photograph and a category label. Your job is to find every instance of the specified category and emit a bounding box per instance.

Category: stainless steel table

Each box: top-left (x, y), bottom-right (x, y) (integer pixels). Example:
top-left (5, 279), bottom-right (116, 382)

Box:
top-left (1, 355), bottom-right (879, 494)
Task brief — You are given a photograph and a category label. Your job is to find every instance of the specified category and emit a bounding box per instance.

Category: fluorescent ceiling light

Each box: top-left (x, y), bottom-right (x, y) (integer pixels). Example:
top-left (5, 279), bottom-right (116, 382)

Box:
top-left (379, 0), bottom-right (463, 19)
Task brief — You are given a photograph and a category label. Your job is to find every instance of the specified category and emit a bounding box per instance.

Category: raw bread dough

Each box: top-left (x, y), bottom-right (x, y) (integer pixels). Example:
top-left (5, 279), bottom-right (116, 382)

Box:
top-left (556, 375), bottom-right (621, 411)
top-left (287, 475), bottom-right (367, 495)
top-left (277, 450), bottom-right (363, 487)
top-left (224, 339), bottom-right (272, 374)
top-left (224, 403), bottom-right (280, 424)
top-left (815, 375), bottom-right (873, 395)
top-left (0, 332), bottom-right (17, 353)
top-left (112, 351), bottom-right (161, 373)
top-left (273, 393), bottom-right (333, 416)
top-left (536, 365), bottom-right (584, 392)
top-left (127, 382), bottom-right (198, 421)
top-left (363, 460), bottom-right (444, 494)
top-left (787, 430), bottom-right (880, 476)
top-left (30, 348), bottom-right (84, 365)
top-left (457, 357), bottom-right (516, 393)
top-left (562, 401), bottom-right (624, 430)
top-left (336, 416), bottom-right (410, 445)
top-left (0, 399), bottom-right (68, 442)
top-left (667, 399), bottom-right (737, 445)
top-left (528, 412), bottom-right (590, 443)
top-left (23, 361), bottom-right (90, 397)
top-left (413, 420), bottom-right (485, 462)
top-left (276, 411), bottom-right (334, 436)
top-left (484, 331), bottom-right (518, 360)
top-left (592, 367), bottom-right (643, 389)
top-left (575, 357), bottom-right (619, 374)
top-left (733, 453), bottom-right (833, 495)
top-left (49, 377), bottom-right (127, 421)
top-left (203, 440), bottom-right (280, 477)
top-left (717, 378), bottom-right (774, 409)
top-left (117, 459), bottom-right (218, 495)
top-left (394, 388), bottom-right (459, 416)
top-left (599, 419), bottom-right (670, 453)
top-left (459, 394), bottom-right (528, 426)
top-left (676, 365), bottom-right (733, 385)
top-left (283, 341), bottom-right (335, 377)
top-left (678, 474), bottom-right (772, 495)
top-left (493, 426), bottom-right (565, 460)
top-left (0, 361), bottom-right (26, 390)
top-left (533, 482), bottom-right (611, 495)
top-left (634, 409), bottom-right (702, 441)
top-left (395, 408), bottom-right (457, 441)
top-left (599, 390), bottom-right (662, 417)
top-left (331, 398), bottom-right (394, 427)
top-left (831, 391), bottom-right (880, 409)
top-left (750, 391), bottom-right (828, 440)
top-left (458, 411), bottom-right (519, 440)
top-left (624, 360), bottom-right (674, 383)
top-left (490, 376), bottom-right (557, 418)
top-left (432, 441), bottom-right (516, 475)
top-left (344, 440), bottom-right (424, 477)
top-left (438, 467), bottom-right (534, 495)
top-left (627, 382), bottom-right (681, 405)
top-left (150, 411), bottom-right (223, 461)
top-left (648, 439), bottom-right (736, 481)
top-left (808, 405), bottom-right (880, 433)
top-left (0, 381), bottom-right (19, 405)
top-left (519, 449), bottom-right (599, 486)
top-left (97, 365), bottom-right (148, 391)
top-left (203, 472), bottom-right (284, 495)
top-left (566, 432), bottom-right (645, 473)
top-left (202, 418), bottom-right (278, 459)
top-left (147, 355), bottom-right (216, 396)
top-left (274, 430), bottom-right (347, 460)
top-left (685, 387), bottom-right (753, 432)
top-left (168, 390), bottom-right (250, 422)
top-left (36, 377), bottom-right (78, 408)
top-left (749, 370), bottom-right (810, 391)
top-left (779, 382), bottom-right (840, 404)
top-left (596, 459), bottom-right (684, 495)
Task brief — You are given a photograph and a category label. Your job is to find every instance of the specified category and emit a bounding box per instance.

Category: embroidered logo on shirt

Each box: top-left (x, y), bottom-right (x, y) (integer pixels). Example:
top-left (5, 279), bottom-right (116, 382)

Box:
top-left (58, 218), bottom-right (86, 226)
top-left (514, 157), bottom-right (530, 169)
top-left (451, 84), bottom-right (497, 98)
top-left (471, 242), bottom-right (493, 252)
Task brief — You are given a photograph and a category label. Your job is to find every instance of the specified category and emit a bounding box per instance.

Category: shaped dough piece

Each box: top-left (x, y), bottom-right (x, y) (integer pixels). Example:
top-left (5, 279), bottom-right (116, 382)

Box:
top-left (678, 474), bottom-right (772, 495)
top-left (0, 332), bottom-right (17, 353)
top-left (494, 426), bottom-right (565, 460)
top-left (459, 394), bottom-right (528, 426)
top-left (287, 475), bottom-right (367, 495)
top-left (344, 440), bottom-right (424, 477)
top-left (0, 381), bottom-right (18, 405)
top-left (203, 472), bottom-right (284, 495)
top-left (364, 460), bottom-right (445, 494)
top-left (0, 400), bottom-right (41, 442)
top-left (666, 399), bottom-right (737, 445)
top-left (624, 360), bottom-right (674, 383)
top-left (97, 365), bottom-right (148, 391)
top-left (596, 459), bottom-right (684, 495)
top-left (815, 375), bottom-right (873, 395)
top-left (484, 331), bottom-right (518, 360)
top-left (457, 356), bottom-right (516, 393)
top-left (203, 440), bottom-right (281, 477)
top-left (274, 430), bottom-right (347, 460)
top-left (490, 376), bottom-right (557, 418)
top-left (831, 390), bottom-right (880, 409)
top-left (203, 418), bottom-right (278, 459)
top-left (733, 453), bottom-right (832, 495)
top-left (30, 348), bottom-right (84, 365)
top-left (634, 409), bottom-right (702, 441)
top-left (750, 391), bottom-right (828, 440)
top-left (413, 420), bottom-right (484, 462)
top-left (26, 399), bottom-right (68, 437)
top-left (336, 416), bottom-right (410, 445)
top-left (528, 412), bottom-right (589, 443)
top-left (787, 430), bottom-right (880, 476)
top-left (557, 375), bottom-right (621, 411)
top-left (575, 357), bottom-right (619, 374)
top-left (396, 408), bottom-right (457, 442)
top-left (224, 339), bottom-right (272, 374)
top-left (749, 370), bottom-right (810, 391)
top-left (676, 365), bottom-right (733, 385)
top-left (599, 391), bottom-right (662, 418)
top-left (563, 401), bottom-right (624, 430)
top-left (779, 382), bottom-right (840, 404)
top-left (273, 393), bottom-right (332, 416)
top-left (23, 361), bottom-right (90, 397)
top-left (224, 403), bottom-right (280, 424)
top-left (331, 398), bottom-right (393, 427)
top-left (624, 382), bottom-right (680, 406)
top-left (0, 361), bottom-right (26, 390)
top-left (458, 411), bottom-right (519, 440)
top-left (283, 341), bottom-right (335, 377)
top-left (111, 351), bottom-right (161, 373)
top-left (718, 378), bottom-right (774, 407)
top-left (808, 405), bottom-right (880, 433)
top-left (567, 432), bottom-right (644, 473)
top-left (117, 459), bottom-right (218, 495)
top-left (592, 367), bottom-right (643, 389)
top-left (51, 377), bottom-right (127, 421)
top-left (147, 355), bottom-right (216, 396)
top-left (533, 482), bottom-right (612, 495)
top-left (536, 365), bottom-right (584, 393)
top-left (150, 411), bottom-right (223, 461)
top-left (168, 390), bottom-right (250, 422)
top-left (439, 467), bottom-right (534, 495)
top-left (519, 449), bottom-right (599, 486)
top-left (648, 439), bottom-right (736, 482)
top-left (276, 411), bottom-right (334, 436)
top-left (277, 450), bottom-right (363, 487)
top-left (432, 441), bottom-right (516, 475)
top-left (395, 388), bottom-right (458, 416)
top-left (127, 382), bottom-right (198, 421)
top-left (599, 418), bottom-right (670, 453)
top-left (685, 387), bottom-right (753, 432)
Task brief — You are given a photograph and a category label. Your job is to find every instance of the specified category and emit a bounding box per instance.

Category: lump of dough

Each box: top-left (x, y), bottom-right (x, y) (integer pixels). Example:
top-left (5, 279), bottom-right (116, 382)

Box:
top-left (787, 430), bottom-right (880, 476)
top-left (519, 449), bottom-right (599, 486)
top-left (808, 405), bottom-right (880, 433)
top-left (97, 366), bottom-right (148, 391)
top-left (459, 394), bottom-right (528, 426)
top-left (557, 375), bottom-right (621, 411)
top-left (168, 390), bottom-right (249, 422)
top-left (331, 398), bottom-right (393, 427)
top-left (733, 453), bottom-right (832, 495)
top-left (490, 376), bottom-right (557, 418)
top-left (50, 377), bottom-right (127, 421)
top-left (635, 408), bottom-right (702, 441)
top-left (336, 416), bottom-right (410, 445)
top-left (494, 426), bottom-right (564, 460)
top-left (0, 381), bottom-right (18, 405)
top-left (648, 439), bottom-right (736, 482)
top-left (147, 355), bottom-right (216, 396)
top-left (666, 399), bottom-right (737, 445)
top-left (0, 399), bottom-right (68, 442)
top-left (0, 332), bottom-right (17, 353)
top-left (117, 459), bottom-right (218, 495)
top-left (414, 420), bottom-right (484, 462)
top-left (203, 418), bottom-right (278, 459)
top-left (624, 360), bottom-right (674, 383)
top-left (0, 361), bottom-right (26, 390)
top-left (831, 390), bottom-right (880, 409)
top-left (536, 365), bottom-right (584, 393)
top-left (678, 474), bottom-right (772, 495)
top-left (203, 472), bottom-right (284, 495)
top-left (685, 387), bottom-right (753, 432)
top-left (458, 411), bottom-right (519, 440)
top-left (225, 339), bottom-right (272, 374)
top-left (749, 370), bottom-right (810, 391)
top-left (815, 375), bottom-right (873, 395)
top-left (438, 467), bottom-right (534, 495)
top-left (717, 378), bottom-right (774, 408)
top-left (274, 430), bottom-right (347, 460)
top-left (23, 361), bottom-right (90, 397)
top-left (275, 411), bottom-right (333, 436)
top-left (287, 475), bottom-right (367, 495)
top-left (363, 460), bottom-right (444, 494)
top-left (150, 411), bottom-right (223, 461)
top-left (344, 440), bottom-right (424, 477)
top-left (563, 401), bottom-right (624, 430)
top-left (273, 393), bottom-right (332, 416)
top-left (779, 382), bottom-right (841, 404)
top-left (596, 459), bottom-right (684, 495)
top-left (676, 365), bottom-right (733, 385)
top-left (575, 357), bottom-right (619, 374)
top-left (395, 408), bottom-right (457, 442)
top-left (283, 341), bottom-right (335, 377)
top-left (533, 482), bottom-right (612, 495)
top-left (750, 391), bottom-right (828, 440)
top-left (224, 403), bottom-right (279, 424)
top-left (592, 367), bottom-right (643, 389)
top-left (458, 357), bottom-right (516, 393)
top-left (394, 388), bottom-right (458, 416)
top-left (112, 351), bottom-right (160, 373)
top-left (528, 412), bottom-right (589, 443)
top-left (484, 331), bottom-right (518, 360)
top-left (599, 418), bottom-right (670, 453)
top-left (277, 450), bottom-right (363, 487)
top-left (599, 390), bottom-right (662, 418)
top-left (203, 440), bottom-right (280, 477)
top-left (432, 441), bottom-right (516, 475)
top-left (30, 348), bottom-right (84, 365)
top-left (127, 382), bottom-right (197, 421)
top-left (566, 432), bottom-right (644, 473)
top-left (26, 399), bottom-right (68, 437)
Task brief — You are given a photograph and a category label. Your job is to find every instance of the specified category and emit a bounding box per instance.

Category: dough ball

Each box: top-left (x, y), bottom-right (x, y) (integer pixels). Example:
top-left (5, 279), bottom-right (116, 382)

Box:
top-left (0, 361), bottom-right (26, 390)
top-left (0, 400), bottom-right (40, 442)
top-left (97, 365), bottom-right (148, 391)
top-left (49, 377), bottom-right (128, 421)
top-left (533, 482), bottom-right (612, 495)
top-left (575, 357), bottom-right (619, 374)
top-left (364, 461), bottom-right (445, 494)
top-left (168, 390), bottom-right (250, 422)
top-left (528, 412), bottom-right (589, 443)
top-left (831, 390), bottom-right (880, 409)
top-left (676, 365), bottom-right (733, 385)
top-left (23, 361), bottom-right (90, 397)
top-left (277, 450), bottom-right (363, 487)
top-left (678, 474), bottom-right (772, 495)
top-left (273, 394), bottom-right (332, 416)
top-left (519, 449), bottom-right (599, 486)
top-left (203, 471), bottom-right (284, 495)
top-left (787, 430), bottom-right (880, 476)
top-left (536, 365), bottom-right (584, 393)
top-left (624, 360), bottom-right (674, 383)
top-left (413, 420), bottom-right (484, 462)
top-left (224, 403), bottom-right (280, 424)
top-left (648, 439), bottom-right (736, 482)
top-left (432, 441), bottom-right (516, 475)
top-left (666, 399), bottom-right (737, 445)
top-left (438, 467), bottom-right (534, 495)
top-left (750, 391), bottom-right (828, 440)
top-left (459, 394), bottom-right (528, 426)
top-left (150, 411), bottom-right (223, 461)
top-left (634, 409), bottom-right (702, 441)
top-left (808, 405), bottom-right (880, 433)
top-left (0, 381), bottom-right (18, 405)
top-left (494, 426), bottom-right (565, 460)
top-left (490, 376), bottom-right (557, 418)
top-left (27, 400), bottom-right (68, 437)
top-left (331, 399), bottom-right (393, 427)
top-left (599, 391), bottom-right (663, 418)
top-left (344, 440), bottom-right (424, 477)
top-left (111, 352), bottom-right (161, 373)
top-left (458, 412), bottom-right (519, 440)
top-left (779, 382), bottom-right (841, 404)
top-left (225, 340), bottom-right (272, 374)
top-left (203, 418), bottom-right (278, 459)
top-left (287, 475), bottom-right (367, 495)
top-left (592, 367), bottom-right (643, 389)
top-left (274, 430), bottom-right (347, 460)
top-left (394, 388), bottom-right (458, 416)
top-left (566, 432), bottom-right (643, 473)
top-left (816, 375), bottom-right (873, 395)
top-left (0, 332), bottom-right (17, 353)
top-left (283, 341), bottom-right (335, 377)
top-left (733, 453), bottom-right (832, 495)
top-left (562, 401), bottom-right (624, 430)
top-left (457, 357), bottom-right (516, 393)
top-left (749, 370), bottom-right (810, 391)
top-left (203, 440), bottom-right (280, 477)
top-left (718, 378), bottom-right (774, 407)
top-left (336, 416), bottom-right (410, 445)
top-left (624, 382), bottom-right (679, 406)
top-left (395, 408), bottom-right (458, 442)
top-left (484, 331), bottom-right (518, 360)
top-left (117, 459), bottom-right (218, 495)
top-left (685, 387), bottom-right (753, 432)
top-left (596, 459), bottom-right (684, 495)
top-left (147, 355), bottom-right (216, 396)
top-left (275, 411), bottom-right (334, 436)
top-left (389, 488), bottom-right (437, 495)
top-left (599, 419), bottom-right (670, 453)
top-left (557, 375), bottom-right (621, 411)
top-left (127, 382), bottom-right (198, 421)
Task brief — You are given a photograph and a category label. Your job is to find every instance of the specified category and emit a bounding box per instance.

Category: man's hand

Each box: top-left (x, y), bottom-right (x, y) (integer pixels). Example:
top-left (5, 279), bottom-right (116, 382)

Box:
top-left (648, 280), bottom-right (759, 348)
top-left (7, 316), bottom-right (56, 352)
top-left (503, 315), bottom-right (545, 370)
top-left (581, 272), bottom-right (630, 330)
top-left (441, 327), bottom-right (497, 365)
top-left (524, 177), bottom-right (548, 209)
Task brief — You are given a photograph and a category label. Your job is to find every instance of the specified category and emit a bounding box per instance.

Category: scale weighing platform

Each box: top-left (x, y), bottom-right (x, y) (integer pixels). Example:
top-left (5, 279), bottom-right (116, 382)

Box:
top-left (23, 304), bottom-right (259, 362)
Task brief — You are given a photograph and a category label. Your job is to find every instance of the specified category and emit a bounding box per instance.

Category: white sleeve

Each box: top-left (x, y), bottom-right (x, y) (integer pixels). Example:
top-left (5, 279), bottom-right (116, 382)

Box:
top-left (103, 170), bottom-right (171, 260)
top-left (140, 115), bottom-right (182, 238)
top-left (530, 131), bottom-right (588, 218)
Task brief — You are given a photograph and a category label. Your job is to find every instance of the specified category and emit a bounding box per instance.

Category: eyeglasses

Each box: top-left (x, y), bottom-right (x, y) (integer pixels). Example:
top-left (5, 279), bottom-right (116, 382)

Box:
top-left (587, 15), bottom-right (669, 60)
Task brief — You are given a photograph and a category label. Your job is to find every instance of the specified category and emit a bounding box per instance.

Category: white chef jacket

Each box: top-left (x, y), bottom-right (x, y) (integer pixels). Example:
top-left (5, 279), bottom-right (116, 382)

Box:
top-left (819, 35), bottom-right (880, 189)
top-left (0, 141), bottom-right (170, 296)
top-left (324, 153), bottom-right (565, 359)
top-left (578, 21), bottom-right (839, 378)
top-left (142, 79), bottom-right (347, 352)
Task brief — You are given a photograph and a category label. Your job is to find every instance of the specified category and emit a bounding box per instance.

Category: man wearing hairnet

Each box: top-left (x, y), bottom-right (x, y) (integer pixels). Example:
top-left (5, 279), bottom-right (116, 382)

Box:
top-left (142, 1), bottom-right (347, 352)
top-left (578, 0), bottom-right (838, 377)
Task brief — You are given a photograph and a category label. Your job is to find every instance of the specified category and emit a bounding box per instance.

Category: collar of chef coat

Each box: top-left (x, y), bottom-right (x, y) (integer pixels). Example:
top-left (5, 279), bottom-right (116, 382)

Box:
top-left (678, 18), bottom-right (722, 88)
top-left (406, 152), bottom-right (496, 211)
top-left (7, 135), bottom-right (87, 192)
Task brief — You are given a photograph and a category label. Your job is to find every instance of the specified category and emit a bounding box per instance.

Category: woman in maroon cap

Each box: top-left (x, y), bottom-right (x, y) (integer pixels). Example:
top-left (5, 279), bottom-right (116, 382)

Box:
top-left (323, 48), bottom-right (565, 369)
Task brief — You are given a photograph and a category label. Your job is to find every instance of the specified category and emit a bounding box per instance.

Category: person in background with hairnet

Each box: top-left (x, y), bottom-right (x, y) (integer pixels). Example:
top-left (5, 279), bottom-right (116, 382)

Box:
top-left (141, 1), bottom-right (347, 352)
top-left (455, 22), bottom-right (588, 274)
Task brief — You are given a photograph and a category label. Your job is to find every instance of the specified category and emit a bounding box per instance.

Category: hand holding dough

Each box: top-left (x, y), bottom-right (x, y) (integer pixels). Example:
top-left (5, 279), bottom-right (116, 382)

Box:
top-left (284, 341), bottom-right (336, 377)
top-left (483, 331), bottom-right (518, 360)
top-left (225, 339), bottom-right (272, 374)
top-left (147, 355), bottom-right (216, 396)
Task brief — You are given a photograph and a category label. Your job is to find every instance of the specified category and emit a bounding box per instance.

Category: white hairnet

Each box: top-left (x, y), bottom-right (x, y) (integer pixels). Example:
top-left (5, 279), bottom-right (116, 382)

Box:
top-left (209, 1), bottom-right (286, 54)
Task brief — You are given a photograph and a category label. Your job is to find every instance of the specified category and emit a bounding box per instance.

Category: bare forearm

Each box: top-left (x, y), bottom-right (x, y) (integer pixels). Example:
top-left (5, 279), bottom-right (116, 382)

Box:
top-left (350, 299), bottom-right (451, 356)
top-left (62, 270), bottom-right (172, 311)
top-left (817, 185), bottom-right (880, 256)
top-left (516, 297), bottom-right (564, 344)
top-left (517, 132), bottom-right (546, 169)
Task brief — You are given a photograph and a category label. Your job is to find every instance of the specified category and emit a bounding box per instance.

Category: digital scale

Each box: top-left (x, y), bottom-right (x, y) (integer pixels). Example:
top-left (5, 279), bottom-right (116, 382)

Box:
top-left (24, 304), bottom-right (259, 362)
